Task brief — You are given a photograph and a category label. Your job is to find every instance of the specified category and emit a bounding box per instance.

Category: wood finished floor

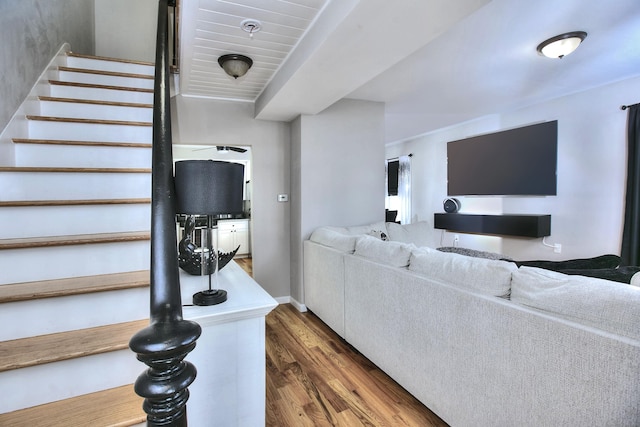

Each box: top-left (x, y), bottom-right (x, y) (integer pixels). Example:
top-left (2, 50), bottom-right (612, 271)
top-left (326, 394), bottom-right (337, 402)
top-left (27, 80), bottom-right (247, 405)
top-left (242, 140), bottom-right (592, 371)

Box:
top-left (235, 256), bottom-right (252, 277)
top-left (265, 304), bottom-right (449, 426)
top-left (237, 257), bottom-right (447, 426)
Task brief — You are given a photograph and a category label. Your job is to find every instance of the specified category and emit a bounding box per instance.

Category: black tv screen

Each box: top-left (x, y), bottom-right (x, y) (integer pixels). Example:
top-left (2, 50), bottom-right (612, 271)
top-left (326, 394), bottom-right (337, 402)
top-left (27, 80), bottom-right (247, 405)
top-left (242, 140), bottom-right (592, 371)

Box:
top-left (447, 121), bottom-right (557, 196)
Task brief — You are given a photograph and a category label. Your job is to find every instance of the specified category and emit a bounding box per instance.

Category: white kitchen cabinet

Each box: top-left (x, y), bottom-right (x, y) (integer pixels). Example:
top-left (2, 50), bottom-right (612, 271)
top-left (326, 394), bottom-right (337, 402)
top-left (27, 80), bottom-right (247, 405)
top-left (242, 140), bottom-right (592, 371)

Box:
top-left (217, 219), bottom-right (250, 256)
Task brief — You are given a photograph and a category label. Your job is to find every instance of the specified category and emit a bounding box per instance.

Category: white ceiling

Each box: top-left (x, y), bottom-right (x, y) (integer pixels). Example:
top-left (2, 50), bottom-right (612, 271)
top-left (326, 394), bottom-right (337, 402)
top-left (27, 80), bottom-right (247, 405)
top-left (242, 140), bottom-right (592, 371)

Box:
top-left (179, 0), bottom-right (328, 101)
top-left (178, 0), bottom-right (640, 142)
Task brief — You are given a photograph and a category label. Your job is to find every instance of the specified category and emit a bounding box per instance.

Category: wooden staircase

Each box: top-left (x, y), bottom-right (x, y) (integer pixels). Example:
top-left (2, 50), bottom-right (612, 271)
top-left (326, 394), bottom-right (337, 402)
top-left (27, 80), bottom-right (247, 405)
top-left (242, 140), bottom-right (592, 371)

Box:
top-left (0, 51), bottom-right (155, 426)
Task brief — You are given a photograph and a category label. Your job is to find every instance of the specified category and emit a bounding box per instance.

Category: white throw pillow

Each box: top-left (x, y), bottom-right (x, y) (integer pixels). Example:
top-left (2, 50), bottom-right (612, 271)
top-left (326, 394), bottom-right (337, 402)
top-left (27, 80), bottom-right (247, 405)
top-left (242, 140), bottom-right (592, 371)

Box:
top-left (354, 235), bottom-right (414, 268)
top-left (511, 267), bottom-right (640, 341)
top-left (408, 250), bottom-right (516, 297)
top-left (345, 221), bottom-right (388, 237)
top-left (386, 221), bottom-right (431, 247)
top-left (309, 227), bottom-right (358, 253)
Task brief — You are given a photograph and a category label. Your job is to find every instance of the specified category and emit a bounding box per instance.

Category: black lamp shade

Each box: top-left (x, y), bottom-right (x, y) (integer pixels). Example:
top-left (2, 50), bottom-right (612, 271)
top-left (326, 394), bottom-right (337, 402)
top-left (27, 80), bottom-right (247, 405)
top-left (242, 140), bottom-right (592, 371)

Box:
top-left (175, 160), bottom-right (244, 215)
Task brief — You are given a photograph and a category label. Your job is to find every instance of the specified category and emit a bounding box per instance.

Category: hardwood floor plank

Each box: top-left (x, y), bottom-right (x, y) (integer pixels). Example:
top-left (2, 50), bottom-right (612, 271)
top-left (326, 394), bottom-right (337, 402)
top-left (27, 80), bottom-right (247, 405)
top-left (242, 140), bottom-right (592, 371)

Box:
top-left (266, 303), bottom-right (449, 426)
top-left (234, 257), bottom-right (252, 276)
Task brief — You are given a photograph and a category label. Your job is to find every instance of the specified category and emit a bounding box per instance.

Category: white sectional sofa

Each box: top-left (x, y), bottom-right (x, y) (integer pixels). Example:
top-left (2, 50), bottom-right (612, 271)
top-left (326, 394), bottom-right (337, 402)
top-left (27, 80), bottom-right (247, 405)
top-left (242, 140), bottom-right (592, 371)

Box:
top-left (303, 221), bottom-right (640, 427)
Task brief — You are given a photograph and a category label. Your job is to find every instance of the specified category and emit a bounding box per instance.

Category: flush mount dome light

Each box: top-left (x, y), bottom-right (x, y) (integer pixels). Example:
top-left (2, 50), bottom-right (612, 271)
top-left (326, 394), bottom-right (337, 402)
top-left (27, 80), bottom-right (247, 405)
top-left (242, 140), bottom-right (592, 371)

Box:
top-left (537, 31), bottom-right (587, 58)
top-left (218, 54), bottom-right (253, 79)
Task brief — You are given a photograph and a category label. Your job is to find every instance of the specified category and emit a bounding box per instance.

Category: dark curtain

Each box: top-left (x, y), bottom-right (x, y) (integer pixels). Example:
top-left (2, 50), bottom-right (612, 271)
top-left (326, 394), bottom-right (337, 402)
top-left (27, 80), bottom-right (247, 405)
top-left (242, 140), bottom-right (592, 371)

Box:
top-left (621, 104), bottom-right (640, 266)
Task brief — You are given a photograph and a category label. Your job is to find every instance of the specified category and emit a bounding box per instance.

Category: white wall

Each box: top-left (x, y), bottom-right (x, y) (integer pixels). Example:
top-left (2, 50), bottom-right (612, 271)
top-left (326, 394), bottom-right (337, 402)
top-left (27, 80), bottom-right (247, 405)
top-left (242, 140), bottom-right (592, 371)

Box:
top-left (387, 75), bottom-right (640, 261)
top-left (0, 0), bottom-right (94, 134)
top-left (94, 0), bottom-right (157, 62)
top-left (172, 95), bottom-right (291, 299)
top-left (292, 99), bottom-right (385, 303)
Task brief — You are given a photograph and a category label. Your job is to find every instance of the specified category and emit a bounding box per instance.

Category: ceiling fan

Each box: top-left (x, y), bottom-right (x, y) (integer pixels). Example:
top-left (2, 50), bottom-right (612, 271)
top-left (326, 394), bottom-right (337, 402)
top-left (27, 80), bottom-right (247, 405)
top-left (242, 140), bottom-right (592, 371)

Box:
top-left (192, 145), bottom-right (247, 153)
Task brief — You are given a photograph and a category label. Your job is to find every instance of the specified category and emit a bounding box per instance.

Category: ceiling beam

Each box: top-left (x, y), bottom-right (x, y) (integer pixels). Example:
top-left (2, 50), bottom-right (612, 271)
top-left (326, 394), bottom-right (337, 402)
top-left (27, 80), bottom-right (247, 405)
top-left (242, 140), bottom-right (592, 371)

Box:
top-left (254, 0), bottom-right (491, 122)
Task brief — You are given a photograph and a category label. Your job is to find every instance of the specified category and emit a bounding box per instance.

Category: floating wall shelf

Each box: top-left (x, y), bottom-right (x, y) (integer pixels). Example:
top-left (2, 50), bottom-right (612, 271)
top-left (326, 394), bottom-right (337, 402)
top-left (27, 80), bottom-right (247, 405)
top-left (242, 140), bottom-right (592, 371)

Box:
top-left (434, 213), bottom-right (551, 238)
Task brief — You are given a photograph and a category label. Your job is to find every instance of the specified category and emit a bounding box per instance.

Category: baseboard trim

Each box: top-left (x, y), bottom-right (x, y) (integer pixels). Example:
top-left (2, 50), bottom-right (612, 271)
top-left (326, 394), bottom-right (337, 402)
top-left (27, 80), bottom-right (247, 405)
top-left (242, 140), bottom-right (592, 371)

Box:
top-left (275, 296), bottom-right (307, 312)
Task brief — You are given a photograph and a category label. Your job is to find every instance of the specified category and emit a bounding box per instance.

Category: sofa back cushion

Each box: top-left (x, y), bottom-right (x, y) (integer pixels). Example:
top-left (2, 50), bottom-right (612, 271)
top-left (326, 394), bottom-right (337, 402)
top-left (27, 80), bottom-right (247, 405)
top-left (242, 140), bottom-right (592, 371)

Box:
top-left (354, 235), bottom-right (414, 267)
top-left (309, 227), bottom-right (358, 253)
top-left (408, 250), bottom-right (516, 297)
top-left (511, 267), bottom-right (640, 341)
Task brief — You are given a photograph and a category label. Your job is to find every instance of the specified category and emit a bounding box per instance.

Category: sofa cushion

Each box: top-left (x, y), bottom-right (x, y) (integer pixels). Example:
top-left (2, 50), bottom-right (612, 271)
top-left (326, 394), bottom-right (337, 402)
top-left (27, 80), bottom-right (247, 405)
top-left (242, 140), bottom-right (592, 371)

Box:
top-left (409, 250), bottom-right (516, 297)
top-left (309, 227), bottom-right (358, 253)
top-left (385, 221), bottom-right (431, 247)
top-left (511, 267), bottom-right (640, 341)
top-left (354, 235), bottom-right (414, 267)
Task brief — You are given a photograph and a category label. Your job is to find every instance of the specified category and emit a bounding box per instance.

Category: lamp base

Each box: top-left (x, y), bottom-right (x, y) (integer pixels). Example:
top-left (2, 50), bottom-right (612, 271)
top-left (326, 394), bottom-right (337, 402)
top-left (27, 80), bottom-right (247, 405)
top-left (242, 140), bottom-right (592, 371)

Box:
top-left (193, 289), bottom-right (227, 306)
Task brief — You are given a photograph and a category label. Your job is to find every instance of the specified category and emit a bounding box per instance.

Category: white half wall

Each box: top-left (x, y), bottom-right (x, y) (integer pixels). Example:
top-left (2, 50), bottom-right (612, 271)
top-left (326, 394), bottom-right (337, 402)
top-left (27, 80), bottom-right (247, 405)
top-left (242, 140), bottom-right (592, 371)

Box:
top-left (387, 75), bottom-right (640, 262)
top-left (172, 96), bottom-right (291, 299)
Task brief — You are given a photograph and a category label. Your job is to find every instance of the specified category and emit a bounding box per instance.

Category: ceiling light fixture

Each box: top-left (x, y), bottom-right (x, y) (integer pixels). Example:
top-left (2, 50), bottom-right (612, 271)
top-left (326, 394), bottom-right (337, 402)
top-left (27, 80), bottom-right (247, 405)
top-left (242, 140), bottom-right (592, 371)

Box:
top-left (218, 54), bottom-right (253, 79)
top-left (537, 31), bottom-right (587, 58)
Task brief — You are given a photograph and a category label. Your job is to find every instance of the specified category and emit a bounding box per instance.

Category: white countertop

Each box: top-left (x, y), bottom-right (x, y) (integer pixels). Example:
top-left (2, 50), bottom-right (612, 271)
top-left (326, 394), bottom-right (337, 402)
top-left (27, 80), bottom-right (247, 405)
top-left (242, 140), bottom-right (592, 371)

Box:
top-left (181, 261), bottom-right (277, 327)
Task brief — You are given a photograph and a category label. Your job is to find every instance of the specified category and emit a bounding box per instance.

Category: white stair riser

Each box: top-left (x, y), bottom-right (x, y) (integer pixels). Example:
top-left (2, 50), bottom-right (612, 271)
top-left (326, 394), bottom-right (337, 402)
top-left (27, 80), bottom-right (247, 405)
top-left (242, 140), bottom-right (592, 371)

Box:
top-left (0, 350), bottom-right (142, 413)
top-left (0, 204), bottom-right (150, 239)
top-left (57, 70), bottom-right (153, 90)
top-left (0, 240), bottom-right (150, 285)
top-left (65, 56), bottom-right (154, 76)
top-left (28, 121), bottom-right (151, 143)
top-left (0, 172), bottom-right (151, 201)
top-left (49, 84), bottom-right (153, 104)
top-left (39, 100), bottom-right (152, 122)
top-left (0, 287), bottom-right (149, 341)
top-left (15, 143), bottom-right (152, 168)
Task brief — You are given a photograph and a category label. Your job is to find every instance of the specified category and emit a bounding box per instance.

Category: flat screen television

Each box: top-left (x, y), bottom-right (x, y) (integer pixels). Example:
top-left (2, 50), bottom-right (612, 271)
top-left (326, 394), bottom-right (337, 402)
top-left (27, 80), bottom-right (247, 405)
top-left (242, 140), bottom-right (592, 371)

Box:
top-left (447, 121), bottom-right (557, 196)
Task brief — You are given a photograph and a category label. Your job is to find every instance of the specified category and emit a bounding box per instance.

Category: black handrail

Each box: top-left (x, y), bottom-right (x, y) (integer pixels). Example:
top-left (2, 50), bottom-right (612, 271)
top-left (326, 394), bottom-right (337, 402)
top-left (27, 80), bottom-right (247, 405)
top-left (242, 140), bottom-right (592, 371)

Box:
top-left (129, 1), bottom-right (201, 426)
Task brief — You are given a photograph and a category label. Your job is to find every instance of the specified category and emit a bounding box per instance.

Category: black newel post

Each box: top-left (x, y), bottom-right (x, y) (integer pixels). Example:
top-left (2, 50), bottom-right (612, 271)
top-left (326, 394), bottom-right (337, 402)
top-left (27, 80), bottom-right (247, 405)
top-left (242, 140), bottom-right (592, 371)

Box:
top-left (129, 1), bottom-right (202, 426)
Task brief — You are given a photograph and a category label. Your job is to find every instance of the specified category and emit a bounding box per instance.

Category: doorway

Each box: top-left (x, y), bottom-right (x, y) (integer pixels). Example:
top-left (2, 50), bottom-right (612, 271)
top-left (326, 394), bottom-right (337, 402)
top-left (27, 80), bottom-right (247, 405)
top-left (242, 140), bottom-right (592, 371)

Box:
top-left (173, 144), bottom-right (253, 259)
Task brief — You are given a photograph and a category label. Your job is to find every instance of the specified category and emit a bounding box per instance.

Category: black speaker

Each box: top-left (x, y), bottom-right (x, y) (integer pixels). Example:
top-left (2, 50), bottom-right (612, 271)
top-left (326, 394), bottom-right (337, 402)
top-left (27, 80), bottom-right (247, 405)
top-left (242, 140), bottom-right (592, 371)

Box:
top-left (443, 198), bottom-right (461, 213)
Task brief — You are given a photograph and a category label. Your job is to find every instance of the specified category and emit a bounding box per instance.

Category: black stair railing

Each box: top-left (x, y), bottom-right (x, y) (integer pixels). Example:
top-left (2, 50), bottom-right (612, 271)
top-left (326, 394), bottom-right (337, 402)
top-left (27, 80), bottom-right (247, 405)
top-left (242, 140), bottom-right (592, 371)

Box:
top-left (129, 1), bottom-right (201, 426)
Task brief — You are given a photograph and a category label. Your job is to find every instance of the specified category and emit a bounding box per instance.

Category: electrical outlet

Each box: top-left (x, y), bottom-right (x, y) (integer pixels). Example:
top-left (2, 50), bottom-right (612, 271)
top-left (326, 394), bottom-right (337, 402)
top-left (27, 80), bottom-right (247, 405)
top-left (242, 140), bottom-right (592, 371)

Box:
top-left (554, 243), bottom-right (562, 253)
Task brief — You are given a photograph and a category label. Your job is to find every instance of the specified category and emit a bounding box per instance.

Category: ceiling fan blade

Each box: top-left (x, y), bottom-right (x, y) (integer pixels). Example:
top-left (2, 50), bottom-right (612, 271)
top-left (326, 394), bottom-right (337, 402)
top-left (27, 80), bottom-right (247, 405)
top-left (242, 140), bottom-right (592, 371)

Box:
top-left (190, 146), bottom-right (248, 153)
top-left (228, 146), bottom-right (247, 153)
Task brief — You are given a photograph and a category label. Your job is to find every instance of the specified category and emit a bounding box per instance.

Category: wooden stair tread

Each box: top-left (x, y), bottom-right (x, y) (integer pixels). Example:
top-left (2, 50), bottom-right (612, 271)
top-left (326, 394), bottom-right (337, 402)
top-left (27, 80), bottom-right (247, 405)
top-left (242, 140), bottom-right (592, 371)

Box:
top-left (0, 384), bottom-right (145, 427)
top-left (38, 96), bottom-right (152, 109)
top-left (68, 51), bottom-right (154, 67)
top-left (26, 115), bottom-right (151, 127)
top-left (0, 231), bottom-right (150, 250)
top-left (0, 270), bottom-right (149, 304)
top-left (49, 80), bottom-right (153, 93)
top-left (12, 138), bottom-right (152, 148)
top-left (58, 66), bottom-right (154, 80)
top-left (0, 319), bottom-right (148, 372)
top-left (0, 166), bottom-right (151, 173)
top-left (0, 198), bottom-right (151, 207)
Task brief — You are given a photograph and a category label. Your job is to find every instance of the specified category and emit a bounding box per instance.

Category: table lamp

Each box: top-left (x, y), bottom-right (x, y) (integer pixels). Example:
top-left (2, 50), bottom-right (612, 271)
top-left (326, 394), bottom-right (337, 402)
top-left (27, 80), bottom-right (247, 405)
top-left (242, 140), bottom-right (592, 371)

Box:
top-left (174, 160), bottom-right (245, 305)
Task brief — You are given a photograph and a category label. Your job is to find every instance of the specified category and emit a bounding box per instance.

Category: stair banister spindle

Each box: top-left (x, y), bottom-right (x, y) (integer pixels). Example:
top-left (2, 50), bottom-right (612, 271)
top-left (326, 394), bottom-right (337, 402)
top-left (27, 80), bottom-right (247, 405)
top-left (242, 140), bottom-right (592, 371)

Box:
top-left (129, 1), bottom-right (201, 426)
